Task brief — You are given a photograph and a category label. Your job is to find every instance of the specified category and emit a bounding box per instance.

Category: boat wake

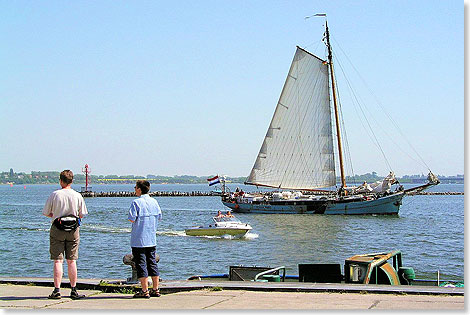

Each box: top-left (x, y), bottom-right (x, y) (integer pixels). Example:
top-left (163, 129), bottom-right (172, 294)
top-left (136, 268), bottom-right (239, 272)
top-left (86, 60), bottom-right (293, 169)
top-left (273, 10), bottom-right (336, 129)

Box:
top-left (83, 225), bottom-right (131, 234)
top-left (157, 230), bottom-right (186, 237)
top-left (242, 232), bottom-right (259, 240)
top-left (1, 226), bottom-right (50, 232)
top-left (157, 230), bottom-right (258, 240)
top-left (187, 231), bottom-right (258, 240)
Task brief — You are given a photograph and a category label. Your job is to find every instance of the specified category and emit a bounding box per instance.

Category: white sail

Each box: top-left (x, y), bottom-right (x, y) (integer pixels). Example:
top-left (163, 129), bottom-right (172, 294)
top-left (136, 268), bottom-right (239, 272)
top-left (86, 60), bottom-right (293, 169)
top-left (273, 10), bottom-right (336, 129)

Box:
top-left (246, 46), bottom-right (335, 190)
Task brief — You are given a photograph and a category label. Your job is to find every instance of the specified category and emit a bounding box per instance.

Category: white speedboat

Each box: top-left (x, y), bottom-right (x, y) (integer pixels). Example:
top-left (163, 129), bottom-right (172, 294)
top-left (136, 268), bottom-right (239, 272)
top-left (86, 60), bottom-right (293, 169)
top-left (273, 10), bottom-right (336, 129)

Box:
top-left (185, 215), bottom-right (252, 237)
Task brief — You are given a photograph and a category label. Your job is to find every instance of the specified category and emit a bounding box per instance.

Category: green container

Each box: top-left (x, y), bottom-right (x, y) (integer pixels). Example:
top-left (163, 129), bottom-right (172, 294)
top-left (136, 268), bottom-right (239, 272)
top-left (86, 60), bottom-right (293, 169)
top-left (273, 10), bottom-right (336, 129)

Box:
top-left (399, 267), bottom-right (416, 280)
top-left (262, 275), bottom-right (281, 282)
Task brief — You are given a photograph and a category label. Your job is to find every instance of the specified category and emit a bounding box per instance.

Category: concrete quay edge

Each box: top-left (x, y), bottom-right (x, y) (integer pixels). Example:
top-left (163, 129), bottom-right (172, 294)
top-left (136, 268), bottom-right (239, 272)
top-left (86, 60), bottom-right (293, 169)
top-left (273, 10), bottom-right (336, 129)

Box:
top-left (0, 276), bottom-right (464, 296)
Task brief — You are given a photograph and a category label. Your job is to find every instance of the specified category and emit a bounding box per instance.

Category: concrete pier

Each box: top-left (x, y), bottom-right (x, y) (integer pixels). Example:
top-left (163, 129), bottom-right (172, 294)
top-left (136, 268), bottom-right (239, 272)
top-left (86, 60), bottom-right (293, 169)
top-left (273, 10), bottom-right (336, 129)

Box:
top-left (0, 277), bottom-right (464, 310)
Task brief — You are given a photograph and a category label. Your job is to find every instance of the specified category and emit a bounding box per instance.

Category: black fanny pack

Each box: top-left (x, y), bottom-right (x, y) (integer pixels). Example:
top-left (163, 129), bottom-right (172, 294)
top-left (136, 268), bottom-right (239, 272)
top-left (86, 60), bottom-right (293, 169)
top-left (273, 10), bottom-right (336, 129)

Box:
top-left (53, 216), bottom-right (80, 232)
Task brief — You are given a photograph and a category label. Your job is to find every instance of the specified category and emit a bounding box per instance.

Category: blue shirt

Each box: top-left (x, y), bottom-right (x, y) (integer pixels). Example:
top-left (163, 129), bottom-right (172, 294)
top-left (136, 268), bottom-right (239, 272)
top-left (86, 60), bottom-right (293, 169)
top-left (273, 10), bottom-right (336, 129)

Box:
top-left (128, 194), bottom-right (162, 248)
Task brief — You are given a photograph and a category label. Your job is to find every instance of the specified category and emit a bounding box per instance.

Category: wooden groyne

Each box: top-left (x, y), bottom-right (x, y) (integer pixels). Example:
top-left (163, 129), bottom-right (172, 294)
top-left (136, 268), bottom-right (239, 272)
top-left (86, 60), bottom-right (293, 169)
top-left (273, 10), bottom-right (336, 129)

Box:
top-left (80, 191), bottom-right (223, 198)
top-left (80, 191), bottom-right (462, 198)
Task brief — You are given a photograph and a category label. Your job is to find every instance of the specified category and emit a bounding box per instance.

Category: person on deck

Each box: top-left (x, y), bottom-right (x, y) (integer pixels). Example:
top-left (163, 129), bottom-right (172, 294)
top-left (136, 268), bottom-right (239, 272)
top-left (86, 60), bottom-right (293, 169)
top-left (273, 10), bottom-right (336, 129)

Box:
top-left (43, 170), bottom-right (88, 300)
top-left (128, 180), bottom-right (163, 298)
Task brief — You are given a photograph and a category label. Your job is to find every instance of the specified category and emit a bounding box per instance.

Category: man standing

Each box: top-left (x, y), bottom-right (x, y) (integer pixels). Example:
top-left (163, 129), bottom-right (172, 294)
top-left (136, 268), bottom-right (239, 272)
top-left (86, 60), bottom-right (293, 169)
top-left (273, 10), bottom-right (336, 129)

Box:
top-left (43, 170), bottom-right (88, 299)
top-left (128, 180), bottom-right (162, 298)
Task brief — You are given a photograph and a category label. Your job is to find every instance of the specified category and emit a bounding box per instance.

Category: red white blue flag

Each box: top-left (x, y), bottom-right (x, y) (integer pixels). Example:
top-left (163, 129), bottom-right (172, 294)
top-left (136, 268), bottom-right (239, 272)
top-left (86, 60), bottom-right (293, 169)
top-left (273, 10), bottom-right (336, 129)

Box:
top-left (207, 175), bottom-right (220, 186)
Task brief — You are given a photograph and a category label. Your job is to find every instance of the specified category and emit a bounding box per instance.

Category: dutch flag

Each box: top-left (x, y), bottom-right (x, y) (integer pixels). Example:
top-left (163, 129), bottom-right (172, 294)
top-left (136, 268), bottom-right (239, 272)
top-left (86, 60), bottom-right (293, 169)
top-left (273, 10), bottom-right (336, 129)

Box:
top-left (207, 175), bottom-right (220, 186)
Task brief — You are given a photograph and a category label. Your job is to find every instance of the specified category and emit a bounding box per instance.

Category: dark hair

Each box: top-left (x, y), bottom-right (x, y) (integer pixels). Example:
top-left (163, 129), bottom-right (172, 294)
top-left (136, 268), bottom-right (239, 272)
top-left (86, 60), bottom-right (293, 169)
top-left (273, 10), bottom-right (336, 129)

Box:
top-left (136, 180), bottom-right (150, 194)
top-left (60, 170), bottom-right (74, 185)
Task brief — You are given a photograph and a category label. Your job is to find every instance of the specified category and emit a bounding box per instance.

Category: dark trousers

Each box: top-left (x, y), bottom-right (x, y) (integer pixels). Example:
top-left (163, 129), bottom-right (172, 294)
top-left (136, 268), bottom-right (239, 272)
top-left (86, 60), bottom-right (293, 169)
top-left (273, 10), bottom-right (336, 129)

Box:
top-left (132, 246), bottom-right (159, 278)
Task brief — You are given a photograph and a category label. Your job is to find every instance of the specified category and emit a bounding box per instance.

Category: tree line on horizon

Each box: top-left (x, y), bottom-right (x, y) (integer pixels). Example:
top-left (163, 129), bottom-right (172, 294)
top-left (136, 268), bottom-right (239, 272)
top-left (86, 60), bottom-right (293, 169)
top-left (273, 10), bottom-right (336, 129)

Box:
top-left (1, 169), bottom-right (463, 185)
top-left (1, 170), bottom-right (246, 185)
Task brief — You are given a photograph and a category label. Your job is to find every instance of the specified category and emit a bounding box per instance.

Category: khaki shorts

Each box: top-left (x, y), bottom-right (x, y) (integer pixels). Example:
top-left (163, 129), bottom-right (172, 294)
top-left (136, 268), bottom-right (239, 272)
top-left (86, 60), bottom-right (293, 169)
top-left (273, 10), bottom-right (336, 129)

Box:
top-left (50, 224), bottom-right (80, 260)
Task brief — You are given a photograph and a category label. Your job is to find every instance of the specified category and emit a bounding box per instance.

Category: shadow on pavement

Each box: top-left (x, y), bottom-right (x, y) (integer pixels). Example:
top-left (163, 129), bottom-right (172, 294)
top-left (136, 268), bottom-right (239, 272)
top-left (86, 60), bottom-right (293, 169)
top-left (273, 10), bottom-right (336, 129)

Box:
top-left (0, 294), bottom-right (139, 301)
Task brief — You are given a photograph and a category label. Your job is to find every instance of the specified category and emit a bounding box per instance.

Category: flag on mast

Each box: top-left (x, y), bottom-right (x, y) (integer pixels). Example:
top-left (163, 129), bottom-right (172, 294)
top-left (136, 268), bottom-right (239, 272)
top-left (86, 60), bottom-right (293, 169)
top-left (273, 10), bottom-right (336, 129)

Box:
top-left (207, 175), bottom-right (220, 186)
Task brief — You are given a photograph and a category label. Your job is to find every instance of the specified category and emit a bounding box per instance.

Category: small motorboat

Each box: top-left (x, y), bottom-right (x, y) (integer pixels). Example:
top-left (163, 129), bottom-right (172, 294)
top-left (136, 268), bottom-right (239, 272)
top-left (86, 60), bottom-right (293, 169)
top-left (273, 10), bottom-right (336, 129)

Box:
top-left (185, 213), bottom-right (252, 237)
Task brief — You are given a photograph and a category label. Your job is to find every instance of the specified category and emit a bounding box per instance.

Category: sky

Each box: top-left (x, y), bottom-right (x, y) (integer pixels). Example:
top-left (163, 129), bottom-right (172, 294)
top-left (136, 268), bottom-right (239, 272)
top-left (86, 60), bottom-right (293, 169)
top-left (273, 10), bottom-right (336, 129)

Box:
top-left (0, 0), bottom-right (464, 178)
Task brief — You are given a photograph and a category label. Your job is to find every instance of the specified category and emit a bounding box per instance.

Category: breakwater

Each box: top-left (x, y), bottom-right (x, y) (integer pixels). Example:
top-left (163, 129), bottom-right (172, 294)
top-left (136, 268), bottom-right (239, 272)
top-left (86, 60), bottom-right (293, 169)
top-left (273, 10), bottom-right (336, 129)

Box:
top-left (80, 191), bottom-right (463, 198)
top-left (80, 191), bottom-right (223, 197)
top-left (405, 191), bottom-right (463, 196)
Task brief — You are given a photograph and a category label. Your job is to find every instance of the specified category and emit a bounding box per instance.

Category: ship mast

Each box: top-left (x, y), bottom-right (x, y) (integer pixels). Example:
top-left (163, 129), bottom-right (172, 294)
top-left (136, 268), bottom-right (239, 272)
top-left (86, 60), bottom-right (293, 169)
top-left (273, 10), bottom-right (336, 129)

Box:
top-left (324, 21), bottom-right (346, 189)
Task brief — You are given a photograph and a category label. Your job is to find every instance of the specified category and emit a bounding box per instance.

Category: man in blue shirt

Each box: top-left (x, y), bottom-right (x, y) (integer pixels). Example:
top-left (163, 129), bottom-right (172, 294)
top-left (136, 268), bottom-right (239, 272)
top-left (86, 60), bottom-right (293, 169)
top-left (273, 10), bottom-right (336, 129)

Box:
top-left (128, 180), bottom-right (162, 298)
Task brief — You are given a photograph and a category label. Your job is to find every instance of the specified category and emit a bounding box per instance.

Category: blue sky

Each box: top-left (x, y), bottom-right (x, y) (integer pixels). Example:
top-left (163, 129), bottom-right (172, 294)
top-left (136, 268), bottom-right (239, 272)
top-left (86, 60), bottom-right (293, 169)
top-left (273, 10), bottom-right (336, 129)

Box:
top-left (0, 0), bottom-right (463, 177)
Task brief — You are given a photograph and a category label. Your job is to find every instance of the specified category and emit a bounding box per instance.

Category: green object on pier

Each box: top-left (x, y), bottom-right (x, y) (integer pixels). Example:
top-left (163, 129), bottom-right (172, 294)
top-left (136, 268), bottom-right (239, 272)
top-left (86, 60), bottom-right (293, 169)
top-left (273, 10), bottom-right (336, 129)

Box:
top-left (399, 267), bottom-right (416, 280)
top-left (262, 275), bottom-right (281, 282)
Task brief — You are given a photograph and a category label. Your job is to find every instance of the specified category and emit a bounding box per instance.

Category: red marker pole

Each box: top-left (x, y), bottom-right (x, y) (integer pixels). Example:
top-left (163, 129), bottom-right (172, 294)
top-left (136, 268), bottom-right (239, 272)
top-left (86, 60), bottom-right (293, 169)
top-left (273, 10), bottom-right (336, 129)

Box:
top-left (82, 164), bottom-right (91, 192)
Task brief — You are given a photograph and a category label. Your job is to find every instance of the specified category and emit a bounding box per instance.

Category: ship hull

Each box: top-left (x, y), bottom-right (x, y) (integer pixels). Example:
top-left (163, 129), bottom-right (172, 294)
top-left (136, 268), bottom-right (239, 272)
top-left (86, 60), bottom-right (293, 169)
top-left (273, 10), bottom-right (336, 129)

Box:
top-left (222, 192), bottom-right (404, 215)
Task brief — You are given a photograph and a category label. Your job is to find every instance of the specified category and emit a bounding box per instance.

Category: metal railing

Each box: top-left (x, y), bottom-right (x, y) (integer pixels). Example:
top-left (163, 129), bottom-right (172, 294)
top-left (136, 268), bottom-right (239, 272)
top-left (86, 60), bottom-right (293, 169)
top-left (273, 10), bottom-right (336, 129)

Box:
top-left (254, 266), bottom-right (286, 282)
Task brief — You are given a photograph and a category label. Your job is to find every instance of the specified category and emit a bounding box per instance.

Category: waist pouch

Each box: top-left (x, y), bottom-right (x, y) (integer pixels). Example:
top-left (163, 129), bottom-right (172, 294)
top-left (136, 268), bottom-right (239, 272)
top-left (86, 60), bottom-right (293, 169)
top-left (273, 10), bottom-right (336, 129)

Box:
top-left (53, 216), bottom-right (80, 232)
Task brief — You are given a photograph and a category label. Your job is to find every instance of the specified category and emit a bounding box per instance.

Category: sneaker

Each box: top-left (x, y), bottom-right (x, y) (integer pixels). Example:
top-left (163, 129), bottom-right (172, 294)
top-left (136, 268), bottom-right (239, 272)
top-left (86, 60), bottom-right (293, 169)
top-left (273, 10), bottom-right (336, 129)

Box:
top-left (149, 288), bottom-right (161, 297)
top-left (70, 290), bottom-right (85, 300)
top-left (48, 291), bottom-right (61, 299)
top-left (133, 290), bottom-right (150, 299)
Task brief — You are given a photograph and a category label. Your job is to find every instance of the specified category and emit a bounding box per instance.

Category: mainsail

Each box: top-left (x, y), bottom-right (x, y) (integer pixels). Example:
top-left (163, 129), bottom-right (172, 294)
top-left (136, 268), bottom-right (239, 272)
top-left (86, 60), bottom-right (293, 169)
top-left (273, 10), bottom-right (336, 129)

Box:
top-left (245, 46), bottom-right (336, 190)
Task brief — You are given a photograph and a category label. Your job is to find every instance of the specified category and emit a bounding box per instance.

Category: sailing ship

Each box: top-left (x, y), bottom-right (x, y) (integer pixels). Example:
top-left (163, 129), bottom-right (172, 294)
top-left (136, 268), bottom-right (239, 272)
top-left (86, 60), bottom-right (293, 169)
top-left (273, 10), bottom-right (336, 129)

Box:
top-left (220, 17), bottom-right (439, 215)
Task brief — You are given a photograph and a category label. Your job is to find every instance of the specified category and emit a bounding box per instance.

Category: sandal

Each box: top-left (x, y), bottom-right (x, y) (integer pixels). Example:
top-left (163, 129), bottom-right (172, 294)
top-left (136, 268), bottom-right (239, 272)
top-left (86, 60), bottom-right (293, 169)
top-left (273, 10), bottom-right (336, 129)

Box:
top-left (133, 290), bottom-right (150, 299)
top-left (149, 288), bottom-right (161, 297)
top-left (48, 291), bottom-right (61, 299)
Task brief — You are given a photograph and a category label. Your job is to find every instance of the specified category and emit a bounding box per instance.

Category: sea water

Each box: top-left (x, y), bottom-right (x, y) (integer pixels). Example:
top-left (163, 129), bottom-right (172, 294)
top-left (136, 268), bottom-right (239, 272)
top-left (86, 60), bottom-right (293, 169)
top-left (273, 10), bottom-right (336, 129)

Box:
top-left (0, 183), bottom-right (464, 281)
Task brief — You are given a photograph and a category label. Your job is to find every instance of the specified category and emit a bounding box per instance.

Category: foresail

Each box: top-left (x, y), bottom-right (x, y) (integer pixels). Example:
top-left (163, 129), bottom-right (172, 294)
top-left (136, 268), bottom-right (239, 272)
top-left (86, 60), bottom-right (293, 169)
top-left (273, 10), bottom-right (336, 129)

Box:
top-left (246, 47), bottom-right (335, 190)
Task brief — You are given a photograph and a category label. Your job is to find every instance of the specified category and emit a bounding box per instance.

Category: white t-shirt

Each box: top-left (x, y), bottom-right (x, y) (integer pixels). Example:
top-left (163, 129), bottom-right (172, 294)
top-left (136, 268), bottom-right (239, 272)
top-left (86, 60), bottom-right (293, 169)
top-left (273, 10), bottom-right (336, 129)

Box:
top-left (43, 188), bottom-right (88, 221)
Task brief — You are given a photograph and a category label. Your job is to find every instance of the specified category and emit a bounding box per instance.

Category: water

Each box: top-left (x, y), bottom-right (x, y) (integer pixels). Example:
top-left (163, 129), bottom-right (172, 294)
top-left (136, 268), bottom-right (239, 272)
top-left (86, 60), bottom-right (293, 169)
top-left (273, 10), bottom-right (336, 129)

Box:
top-left (0, 183), bottom-right (464, 281)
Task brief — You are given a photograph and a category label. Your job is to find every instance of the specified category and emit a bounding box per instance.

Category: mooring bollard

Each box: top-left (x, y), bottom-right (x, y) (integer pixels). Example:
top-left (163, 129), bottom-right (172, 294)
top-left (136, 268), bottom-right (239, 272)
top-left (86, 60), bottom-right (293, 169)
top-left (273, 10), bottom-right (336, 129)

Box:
top-left (123, 253), bottom-right (160, 284)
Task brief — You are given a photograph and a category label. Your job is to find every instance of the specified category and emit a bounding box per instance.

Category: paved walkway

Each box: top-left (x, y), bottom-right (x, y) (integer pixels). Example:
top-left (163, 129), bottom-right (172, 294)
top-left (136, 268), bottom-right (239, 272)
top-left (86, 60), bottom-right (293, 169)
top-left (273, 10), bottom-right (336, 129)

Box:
top-left (0, 283), bottom-right (464, 310)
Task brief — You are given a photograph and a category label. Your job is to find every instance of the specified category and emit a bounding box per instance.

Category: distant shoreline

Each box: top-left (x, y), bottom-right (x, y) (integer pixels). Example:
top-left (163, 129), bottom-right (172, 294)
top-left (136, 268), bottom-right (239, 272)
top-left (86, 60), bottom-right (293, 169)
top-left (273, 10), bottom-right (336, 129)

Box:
top-left (1, 182), bottom-right (464, 186)
top-left (1, 170), bottom-right (464, 185)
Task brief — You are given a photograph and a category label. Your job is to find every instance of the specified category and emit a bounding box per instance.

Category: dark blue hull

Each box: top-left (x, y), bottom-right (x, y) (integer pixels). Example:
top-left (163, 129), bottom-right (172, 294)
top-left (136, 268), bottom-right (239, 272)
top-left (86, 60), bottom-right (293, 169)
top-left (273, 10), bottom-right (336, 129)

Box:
top-left (222, 192), bottom-right (404, 215)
